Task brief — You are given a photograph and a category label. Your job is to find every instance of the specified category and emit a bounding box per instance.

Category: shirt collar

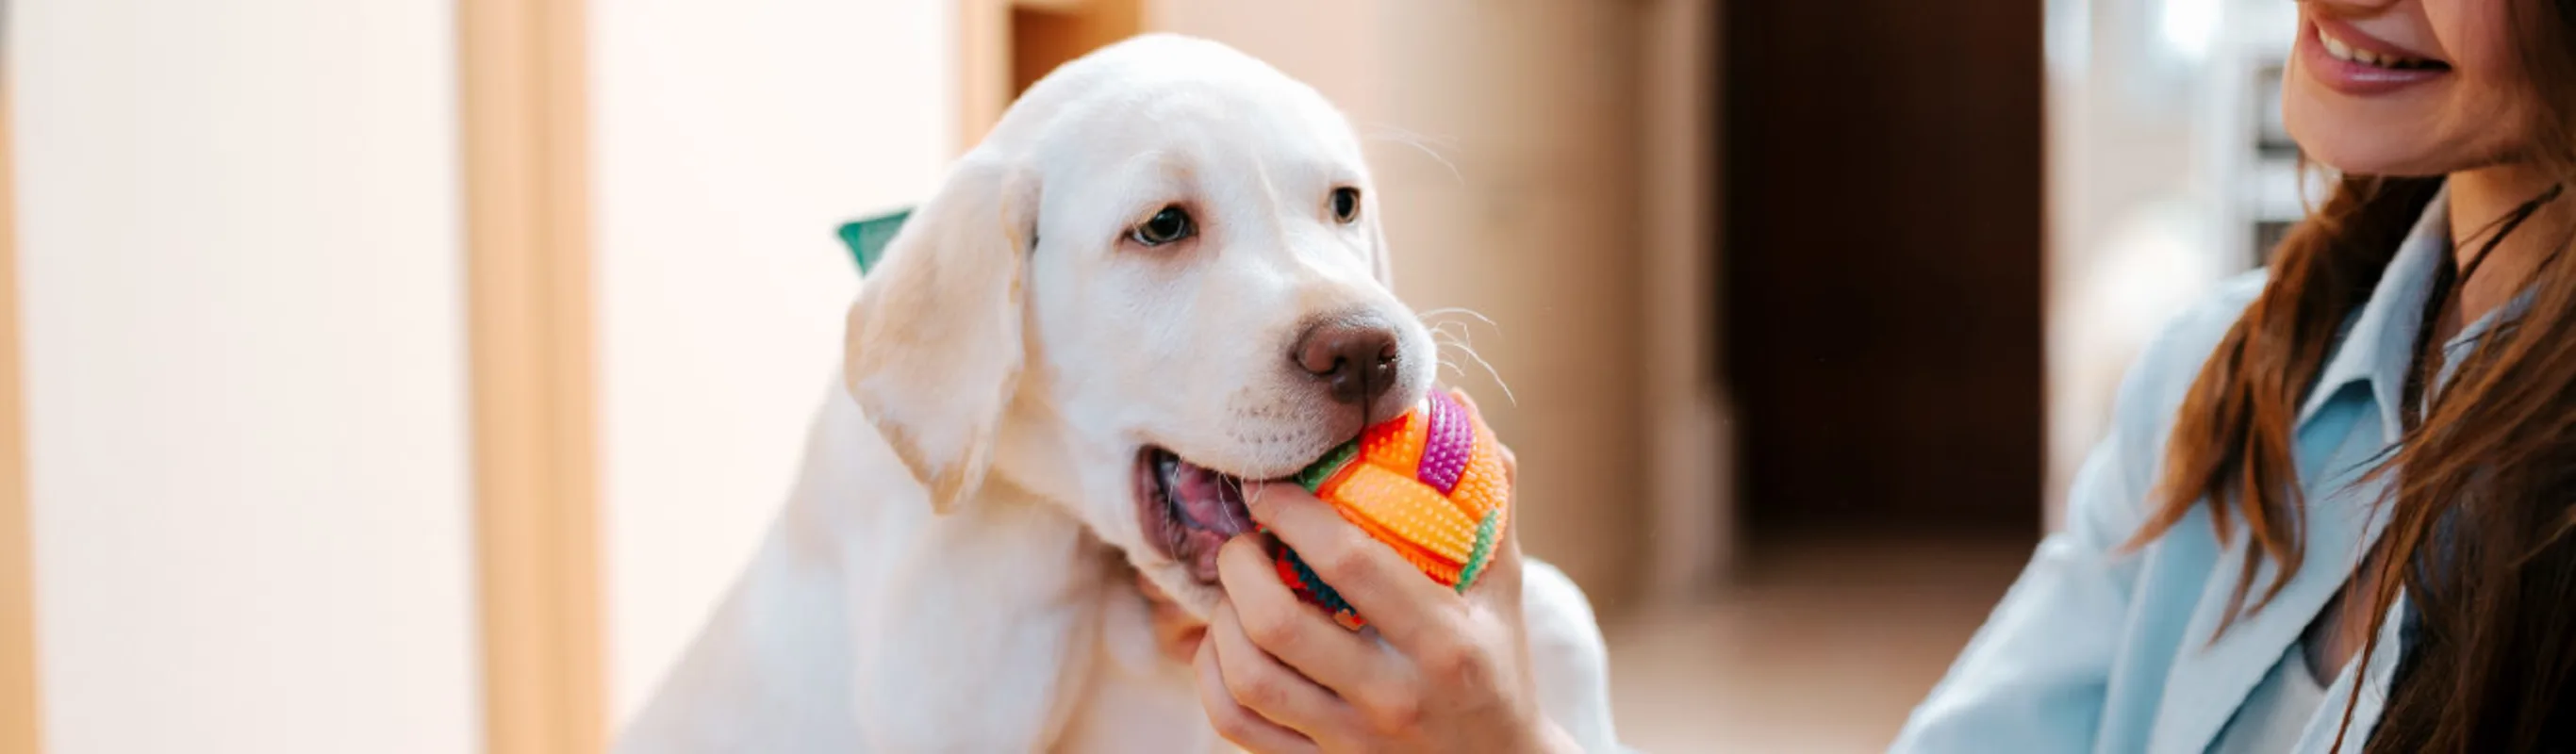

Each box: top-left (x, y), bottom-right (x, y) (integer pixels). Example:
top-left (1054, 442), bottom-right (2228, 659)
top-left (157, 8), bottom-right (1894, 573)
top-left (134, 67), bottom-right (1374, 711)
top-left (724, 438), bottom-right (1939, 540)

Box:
top-left (2294, 186), bottom-right (2452, 436)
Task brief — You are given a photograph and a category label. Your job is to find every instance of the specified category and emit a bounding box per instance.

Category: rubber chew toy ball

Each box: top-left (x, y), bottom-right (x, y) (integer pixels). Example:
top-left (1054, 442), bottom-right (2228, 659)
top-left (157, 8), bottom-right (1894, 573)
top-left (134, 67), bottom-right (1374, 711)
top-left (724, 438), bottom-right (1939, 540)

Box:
top-left (1274, 387), bottom-right (1511, 630)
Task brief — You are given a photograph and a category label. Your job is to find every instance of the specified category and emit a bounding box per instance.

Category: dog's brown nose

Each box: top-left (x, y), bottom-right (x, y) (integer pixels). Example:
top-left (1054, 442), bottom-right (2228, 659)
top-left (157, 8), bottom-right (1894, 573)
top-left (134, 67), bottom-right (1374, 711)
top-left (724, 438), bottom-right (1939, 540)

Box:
top-left (1295, 316), bottom-right (1400, 407)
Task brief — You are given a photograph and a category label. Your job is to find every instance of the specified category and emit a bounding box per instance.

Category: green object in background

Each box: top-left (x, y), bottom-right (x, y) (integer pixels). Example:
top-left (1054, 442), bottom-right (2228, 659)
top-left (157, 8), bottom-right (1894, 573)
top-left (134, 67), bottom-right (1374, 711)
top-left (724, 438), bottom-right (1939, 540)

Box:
top-left (836, 207), bottom-right (913, 275)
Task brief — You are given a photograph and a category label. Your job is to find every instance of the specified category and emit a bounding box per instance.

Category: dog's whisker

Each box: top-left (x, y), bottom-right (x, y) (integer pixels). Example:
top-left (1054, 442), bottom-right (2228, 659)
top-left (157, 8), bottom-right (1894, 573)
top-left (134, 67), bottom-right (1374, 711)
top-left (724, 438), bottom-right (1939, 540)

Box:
top-left (1362, 123), bottom-right (1460, 149)
top-left (1431, 323), bottom-right (1485, 354)
top-left (1438, 339), bottom-right (1517, 407)
top-left (1362, 124), bottom-right (1464, 187)
top-left (1419, 307), bottom-right (1499, 331)
top-left (1220, 480), bottom-right (1251, 533)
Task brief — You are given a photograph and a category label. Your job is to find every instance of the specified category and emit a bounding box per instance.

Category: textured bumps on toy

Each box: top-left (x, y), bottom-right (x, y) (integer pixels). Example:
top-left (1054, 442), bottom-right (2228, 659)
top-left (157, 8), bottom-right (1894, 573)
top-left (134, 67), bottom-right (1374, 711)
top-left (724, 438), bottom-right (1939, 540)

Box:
top-left (1273, 387), bottom-right (1511, 629)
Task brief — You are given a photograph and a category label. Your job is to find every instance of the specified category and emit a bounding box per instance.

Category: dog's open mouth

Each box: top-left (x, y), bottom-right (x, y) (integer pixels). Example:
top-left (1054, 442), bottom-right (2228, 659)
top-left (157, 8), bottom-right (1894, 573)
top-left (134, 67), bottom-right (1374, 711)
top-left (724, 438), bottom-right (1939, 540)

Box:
top-left (1135, 447), bottom-right (1262, 583)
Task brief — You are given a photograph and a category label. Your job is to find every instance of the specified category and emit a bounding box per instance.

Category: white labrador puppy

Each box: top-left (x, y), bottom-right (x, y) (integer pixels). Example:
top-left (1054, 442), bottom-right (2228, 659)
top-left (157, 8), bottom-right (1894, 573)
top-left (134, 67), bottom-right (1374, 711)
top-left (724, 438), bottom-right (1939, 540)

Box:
top-left (619, 34), bottom-right (1619, 753)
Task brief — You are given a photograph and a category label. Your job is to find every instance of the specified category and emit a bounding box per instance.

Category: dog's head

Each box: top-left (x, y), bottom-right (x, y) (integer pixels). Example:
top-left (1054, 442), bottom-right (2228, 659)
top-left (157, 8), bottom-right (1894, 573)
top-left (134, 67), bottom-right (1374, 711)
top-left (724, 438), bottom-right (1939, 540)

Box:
top-left (844, 35), bottom-right (1436, 616)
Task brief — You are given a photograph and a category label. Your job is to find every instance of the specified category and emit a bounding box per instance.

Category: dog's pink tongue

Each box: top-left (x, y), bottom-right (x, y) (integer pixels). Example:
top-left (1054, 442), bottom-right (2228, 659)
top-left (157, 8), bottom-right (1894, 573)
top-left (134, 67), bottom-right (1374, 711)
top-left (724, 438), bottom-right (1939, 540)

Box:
top-left (1169, 461), bottom-right (1254, 537)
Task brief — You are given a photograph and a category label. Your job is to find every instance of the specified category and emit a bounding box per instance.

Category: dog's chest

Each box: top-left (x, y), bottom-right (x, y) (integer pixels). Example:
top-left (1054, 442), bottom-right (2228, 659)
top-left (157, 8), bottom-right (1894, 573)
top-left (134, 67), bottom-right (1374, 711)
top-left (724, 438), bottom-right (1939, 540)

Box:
top-left (1048, 587), bottom-right (1230, 753)
top-left (1050, 662), bottom-right (1224, 754)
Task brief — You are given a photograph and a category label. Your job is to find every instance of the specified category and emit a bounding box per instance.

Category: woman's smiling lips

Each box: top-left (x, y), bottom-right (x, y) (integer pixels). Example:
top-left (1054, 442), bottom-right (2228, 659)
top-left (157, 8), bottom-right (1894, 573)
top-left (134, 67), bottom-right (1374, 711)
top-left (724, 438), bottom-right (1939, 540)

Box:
top-left (2298, 13), bottom-right (2452, 96)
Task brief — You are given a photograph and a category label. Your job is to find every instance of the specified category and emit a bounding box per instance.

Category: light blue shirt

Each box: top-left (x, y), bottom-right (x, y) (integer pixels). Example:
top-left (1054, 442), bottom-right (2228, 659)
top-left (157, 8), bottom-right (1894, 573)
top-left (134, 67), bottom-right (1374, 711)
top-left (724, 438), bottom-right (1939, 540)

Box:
top-left (1893, 188), bottom-right (2512, 754)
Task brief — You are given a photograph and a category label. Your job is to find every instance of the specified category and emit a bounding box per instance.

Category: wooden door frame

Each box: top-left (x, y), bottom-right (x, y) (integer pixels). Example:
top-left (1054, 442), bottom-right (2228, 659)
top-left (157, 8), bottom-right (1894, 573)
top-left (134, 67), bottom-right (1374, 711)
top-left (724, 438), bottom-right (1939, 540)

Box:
top-left (955, 0), bottom-right (1144, 153)
top-left (455, 0), bottom-right (604, 751)
top-left (1, 75), bottom-right (46, 754)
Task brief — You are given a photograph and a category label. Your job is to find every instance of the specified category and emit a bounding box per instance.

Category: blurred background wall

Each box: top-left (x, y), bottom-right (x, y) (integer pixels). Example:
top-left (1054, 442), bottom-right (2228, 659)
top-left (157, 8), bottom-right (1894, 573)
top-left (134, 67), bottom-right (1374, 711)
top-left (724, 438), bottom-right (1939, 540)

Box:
top-left (8, 1), bottom-right (482, 751)
top-left (0, 0), bottom-right (2307, 751)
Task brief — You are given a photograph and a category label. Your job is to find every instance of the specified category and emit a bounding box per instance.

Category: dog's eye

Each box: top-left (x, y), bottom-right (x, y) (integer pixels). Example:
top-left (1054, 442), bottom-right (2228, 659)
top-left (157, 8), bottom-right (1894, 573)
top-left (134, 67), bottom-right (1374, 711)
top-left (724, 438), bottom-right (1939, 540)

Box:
top-left (1330, 188), bottom-right (1362, 223)
top-left (1131, 206), bottom-right (1196, 247)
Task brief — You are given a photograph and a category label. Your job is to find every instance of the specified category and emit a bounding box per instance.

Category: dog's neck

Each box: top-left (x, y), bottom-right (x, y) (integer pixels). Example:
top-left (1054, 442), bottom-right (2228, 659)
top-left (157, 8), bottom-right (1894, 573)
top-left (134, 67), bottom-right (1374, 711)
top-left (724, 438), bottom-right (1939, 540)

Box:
top-left (972, 447), bottom-right (1195, 668)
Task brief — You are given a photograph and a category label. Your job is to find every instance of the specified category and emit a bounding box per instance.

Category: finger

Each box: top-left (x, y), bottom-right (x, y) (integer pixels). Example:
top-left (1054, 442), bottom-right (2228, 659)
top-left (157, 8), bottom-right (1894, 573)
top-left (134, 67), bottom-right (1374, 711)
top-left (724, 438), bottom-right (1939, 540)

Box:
top-left (1196, 639), bottom-right (1320, 754)
top-left (1215, 534), bottom-right (1394, 691)
top-left (1209, 601), bottom-right (1354, 738)
top-left (1243, 481), bottom-right (1459, 653)
top-left (1471, 519), bottom-right (1528, 622)
top-left (1477, 442), bottom-right (1525, 600)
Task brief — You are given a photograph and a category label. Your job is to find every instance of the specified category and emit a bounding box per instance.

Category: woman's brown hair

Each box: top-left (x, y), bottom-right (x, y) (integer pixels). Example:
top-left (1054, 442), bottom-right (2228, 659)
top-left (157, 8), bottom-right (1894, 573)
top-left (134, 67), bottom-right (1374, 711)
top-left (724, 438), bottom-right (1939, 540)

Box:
top-left (2125, 1), bottom-right (2576, 751)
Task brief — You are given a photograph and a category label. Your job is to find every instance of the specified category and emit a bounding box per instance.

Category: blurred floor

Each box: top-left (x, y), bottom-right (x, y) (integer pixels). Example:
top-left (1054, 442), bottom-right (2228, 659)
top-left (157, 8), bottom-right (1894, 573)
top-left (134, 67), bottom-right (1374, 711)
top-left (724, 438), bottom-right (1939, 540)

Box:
top-left (1605, 532), bottom-right (2036, 753)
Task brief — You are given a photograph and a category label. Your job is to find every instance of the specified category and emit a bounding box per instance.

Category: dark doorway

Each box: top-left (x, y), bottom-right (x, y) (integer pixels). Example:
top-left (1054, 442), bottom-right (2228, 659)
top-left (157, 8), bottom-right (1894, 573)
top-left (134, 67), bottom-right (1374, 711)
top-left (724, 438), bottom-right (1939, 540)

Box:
top-left (1720, 0), bottom-right (2045, 533)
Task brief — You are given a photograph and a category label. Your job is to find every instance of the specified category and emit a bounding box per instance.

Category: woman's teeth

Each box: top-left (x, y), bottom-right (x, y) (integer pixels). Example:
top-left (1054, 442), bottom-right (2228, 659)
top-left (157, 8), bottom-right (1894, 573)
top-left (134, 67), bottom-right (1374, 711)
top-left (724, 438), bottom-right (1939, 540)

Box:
top-left (2319, 28), bottom-right (2439, 71)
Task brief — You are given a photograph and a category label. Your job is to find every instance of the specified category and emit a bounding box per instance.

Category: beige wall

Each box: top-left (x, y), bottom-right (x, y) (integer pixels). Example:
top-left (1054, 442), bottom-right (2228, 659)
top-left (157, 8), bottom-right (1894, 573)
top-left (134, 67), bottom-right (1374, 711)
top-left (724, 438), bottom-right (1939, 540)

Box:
top-left (1637, 0), bottom-right (1729, 601)
top-left (8, 0), bottom-right (484, 750)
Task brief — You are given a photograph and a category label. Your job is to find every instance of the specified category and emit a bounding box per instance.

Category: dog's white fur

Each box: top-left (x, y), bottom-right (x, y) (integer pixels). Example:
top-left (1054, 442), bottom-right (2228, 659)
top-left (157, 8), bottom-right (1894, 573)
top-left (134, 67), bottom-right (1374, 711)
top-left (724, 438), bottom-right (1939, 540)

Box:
top-left (618, 35), bottom-right (1621, 753)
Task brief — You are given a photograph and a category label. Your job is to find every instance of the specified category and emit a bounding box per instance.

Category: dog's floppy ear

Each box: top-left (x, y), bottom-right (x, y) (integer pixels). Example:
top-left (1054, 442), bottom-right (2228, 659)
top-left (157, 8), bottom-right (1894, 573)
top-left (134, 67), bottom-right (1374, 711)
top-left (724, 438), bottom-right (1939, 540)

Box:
top-left (844, 157), bottom-right (1038, 514)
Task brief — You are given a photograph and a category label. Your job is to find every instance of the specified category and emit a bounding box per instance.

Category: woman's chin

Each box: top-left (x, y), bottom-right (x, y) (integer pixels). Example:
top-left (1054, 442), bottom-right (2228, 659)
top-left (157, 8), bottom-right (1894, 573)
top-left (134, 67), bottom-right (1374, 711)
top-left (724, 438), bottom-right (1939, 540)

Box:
top-left (2282, 120), bottom-right (2453, 179)
top-left (2282, 82), bottom-right (2505, 178)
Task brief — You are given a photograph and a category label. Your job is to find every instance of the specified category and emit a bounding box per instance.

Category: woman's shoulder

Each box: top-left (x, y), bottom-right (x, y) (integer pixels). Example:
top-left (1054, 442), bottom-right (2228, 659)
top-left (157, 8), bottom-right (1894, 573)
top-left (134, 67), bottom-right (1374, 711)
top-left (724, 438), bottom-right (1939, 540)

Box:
top-left (2109, 269), bottom-right (2269, 445)
top-left (2064, 269), bottom-right (2267, 539)
top-left (2134, 270), bottom-right (2268, 385)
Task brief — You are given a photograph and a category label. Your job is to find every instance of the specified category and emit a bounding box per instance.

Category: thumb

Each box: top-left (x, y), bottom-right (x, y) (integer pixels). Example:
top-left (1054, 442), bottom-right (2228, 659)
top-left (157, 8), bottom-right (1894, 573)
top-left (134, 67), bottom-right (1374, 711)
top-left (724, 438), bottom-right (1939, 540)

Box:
top-left (1476, 442), bottom-right (1526, 606)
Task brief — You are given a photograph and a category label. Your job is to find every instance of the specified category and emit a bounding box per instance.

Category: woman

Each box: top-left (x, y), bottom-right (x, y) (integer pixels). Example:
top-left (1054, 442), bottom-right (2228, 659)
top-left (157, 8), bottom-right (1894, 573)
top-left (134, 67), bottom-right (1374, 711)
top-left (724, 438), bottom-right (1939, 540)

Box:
top-left (1900, 1), bottom-right (2576, 752)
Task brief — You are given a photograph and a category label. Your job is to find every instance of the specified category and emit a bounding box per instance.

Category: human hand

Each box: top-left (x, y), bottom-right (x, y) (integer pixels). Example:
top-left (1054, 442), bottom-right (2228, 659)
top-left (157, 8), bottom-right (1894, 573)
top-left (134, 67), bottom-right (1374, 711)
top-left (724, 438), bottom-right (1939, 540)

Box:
top-left (1192, 447), bottom-right (1582, 753)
